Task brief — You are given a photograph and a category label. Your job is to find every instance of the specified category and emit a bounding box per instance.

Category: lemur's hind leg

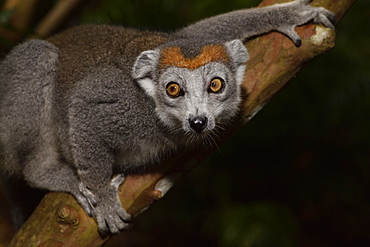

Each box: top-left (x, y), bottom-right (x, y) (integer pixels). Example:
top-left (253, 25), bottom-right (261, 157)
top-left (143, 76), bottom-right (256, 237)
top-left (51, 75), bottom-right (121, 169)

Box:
top-left (22, 153), bottom-right (95, 216)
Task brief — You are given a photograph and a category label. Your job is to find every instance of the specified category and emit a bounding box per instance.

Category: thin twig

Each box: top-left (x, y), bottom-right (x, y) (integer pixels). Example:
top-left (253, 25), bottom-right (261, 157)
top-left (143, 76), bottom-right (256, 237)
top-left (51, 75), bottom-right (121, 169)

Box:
top-left (34, 0), bottom-right (84, 38)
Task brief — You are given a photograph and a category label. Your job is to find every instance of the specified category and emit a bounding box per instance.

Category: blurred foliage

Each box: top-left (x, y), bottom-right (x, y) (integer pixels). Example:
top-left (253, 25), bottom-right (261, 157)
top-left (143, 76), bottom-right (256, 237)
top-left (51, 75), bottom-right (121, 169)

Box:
top-left (0, 9), bottom-right (14, 25)
top-left (1, 0), bottom-right (369, 246)
top-left (203, 202), bottom-right (300, 247)
top-left (81, 0), bottom-right (260, 30)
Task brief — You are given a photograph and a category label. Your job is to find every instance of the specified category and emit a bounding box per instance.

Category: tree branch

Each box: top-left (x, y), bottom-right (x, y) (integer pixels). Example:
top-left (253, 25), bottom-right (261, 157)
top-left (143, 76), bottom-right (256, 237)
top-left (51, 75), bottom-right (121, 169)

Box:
top-left (33, 0), bottom-right (85, 39)
top-left (7, 0), bottom-right (355, 246)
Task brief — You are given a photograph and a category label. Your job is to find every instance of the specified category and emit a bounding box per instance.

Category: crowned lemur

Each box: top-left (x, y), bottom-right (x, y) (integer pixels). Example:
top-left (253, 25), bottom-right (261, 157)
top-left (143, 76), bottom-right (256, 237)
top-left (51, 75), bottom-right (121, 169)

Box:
top-left (0, 0), bottom-right (335, 234)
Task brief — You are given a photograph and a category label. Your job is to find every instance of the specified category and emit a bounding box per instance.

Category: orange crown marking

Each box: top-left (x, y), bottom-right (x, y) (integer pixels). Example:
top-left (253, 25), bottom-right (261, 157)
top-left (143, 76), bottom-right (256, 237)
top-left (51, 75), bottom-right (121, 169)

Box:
top-left (159, 44), bottom-right (229, 70)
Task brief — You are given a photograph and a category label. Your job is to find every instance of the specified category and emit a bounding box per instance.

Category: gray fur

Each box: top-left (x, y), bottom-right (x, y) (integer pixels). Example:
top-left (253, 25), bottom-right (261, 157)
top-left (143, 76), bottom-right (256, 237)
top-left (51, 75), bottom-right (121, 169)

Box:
top-left (177, 0), bottom-right (336, 47)
top-left (0, 0), bottom-right (335, 234)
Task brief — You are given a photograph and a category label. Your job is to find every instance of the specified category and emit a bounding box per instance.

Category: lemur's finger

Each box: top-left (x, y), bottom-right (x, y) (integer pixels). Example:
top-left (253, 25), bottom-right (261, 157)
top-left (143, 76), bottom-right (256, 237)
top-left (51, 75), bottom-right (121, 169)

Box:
top-left (311, 7), bottom-right (335, 29)
top-left (78, 182), bottom-right (98, 206)
top-left (106, 219), bottom-right (121, 235)
top-left (95, 214), bottom-right (110, 234)
top-left (114, 219), bottom-right (128, 232)
top-left (111, 174), bottom-right (125, 188)
top-left (316, 14), bottom-right (335, 29)
top-left (75, 193), bottom-right (94, 216)
top-left (117, 208), bottom-right (132, 222)
top-left (320, 7), bottom-right (336, 24)
top-left (280, 27), bottom-right (302, 47)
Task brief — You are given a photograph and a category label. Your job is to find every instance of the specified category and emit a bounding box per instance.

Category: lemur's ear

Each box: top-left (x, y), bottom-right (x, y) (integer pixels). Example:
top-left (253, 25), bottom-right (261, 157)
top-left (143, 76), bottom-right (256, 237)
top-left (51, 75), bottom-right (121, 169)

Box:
top-left (133, 50), bottom-right (160, 98)
top-left (225, 39), bottom-right (249, 86)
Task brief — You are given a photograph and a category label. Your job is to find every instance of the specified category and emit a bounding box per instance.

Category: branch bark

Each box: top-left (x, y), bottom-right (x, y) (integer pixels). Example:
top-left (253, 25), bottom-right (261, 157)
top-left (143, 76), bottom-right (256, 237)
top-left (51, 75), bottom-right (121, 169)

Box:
top-left (7, 0), bottom-right (355, 246)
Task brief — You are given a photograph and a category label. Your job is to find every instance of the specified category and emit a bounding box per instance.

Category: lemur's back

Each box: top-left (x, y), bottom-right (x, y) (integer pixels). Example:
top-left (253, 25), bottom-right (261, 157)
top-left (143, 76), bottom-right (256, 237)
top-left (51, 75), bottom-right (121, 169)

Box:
top-left (46, 25), bottom-right (170, 85)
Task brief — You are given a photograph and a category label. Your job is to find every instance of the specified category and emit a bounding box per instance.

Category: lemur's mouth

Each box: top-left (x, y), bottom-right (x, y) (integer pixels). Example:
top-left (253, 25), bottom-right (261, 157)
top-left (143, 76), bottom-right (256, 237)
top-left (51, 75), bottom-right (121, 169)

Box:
top-left (188, 116), bottom-right (208, 133)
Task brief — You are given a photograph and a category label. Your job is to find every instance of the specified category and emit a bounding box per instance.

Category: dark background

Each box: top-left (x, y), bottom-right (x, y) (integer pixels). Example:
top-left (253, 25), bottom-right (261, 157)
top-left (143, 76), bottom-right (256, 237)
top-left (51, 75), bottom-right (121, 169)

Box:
top-left (1, 0), bottom-right (369, 246)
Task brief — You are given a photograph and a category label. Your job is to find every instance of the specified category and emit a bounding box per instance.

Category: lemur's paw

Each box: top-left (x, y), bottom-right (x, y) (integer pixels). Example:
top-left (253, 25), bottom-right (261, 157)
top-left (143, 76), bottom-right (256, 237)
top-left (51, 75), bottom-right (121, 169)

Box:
top-left (277, 0), bottom-right (336, 47)
top-left (82, 174), bottom-right (130, 234)
top-left (294, 0), bottom-right (336, 29)
top-left (93, 200), bottom-right (132, 234)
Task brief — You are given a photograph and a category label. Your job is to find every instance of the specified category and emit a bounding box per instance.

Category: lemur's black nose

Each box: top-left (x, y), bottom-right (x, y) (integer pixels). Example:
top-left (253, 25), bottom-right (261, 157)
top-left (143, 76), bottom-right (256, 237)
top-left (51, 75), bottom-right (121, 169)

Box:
top-left (189, 117), bottom-right (208, 133)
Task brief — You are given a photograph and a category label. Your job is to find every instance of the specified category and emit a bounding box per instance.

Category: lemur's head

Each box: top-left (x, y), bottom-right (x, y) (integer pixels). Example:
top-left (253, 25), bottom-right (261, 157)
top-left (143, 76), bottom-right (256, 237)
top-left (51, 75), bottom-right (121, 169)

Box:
top-left (133, 39), bottom-right (248, 141)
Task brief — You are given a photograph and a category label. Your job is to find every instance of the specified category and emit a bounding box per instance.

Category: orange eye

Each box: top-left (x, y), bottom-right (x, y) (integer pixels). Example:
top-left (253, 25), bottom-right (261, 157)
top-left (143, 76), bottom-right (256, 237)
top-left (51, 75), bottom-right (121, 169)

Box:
top-left (166, 82), bottom-right (181, 97)
top-left (209, 77), bottom-right (224, 93)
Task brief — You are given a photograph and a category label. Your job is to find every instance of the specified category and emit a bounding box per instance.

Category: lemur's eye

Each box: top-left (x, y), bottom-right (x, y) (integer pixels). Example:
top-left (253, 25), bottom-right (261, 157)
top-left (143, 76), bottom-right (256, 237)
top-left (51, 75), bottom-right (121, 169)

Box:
top-left (166, 82), bottom-right (182, 97)
top-left (209, 77), bottom-right (224, 93)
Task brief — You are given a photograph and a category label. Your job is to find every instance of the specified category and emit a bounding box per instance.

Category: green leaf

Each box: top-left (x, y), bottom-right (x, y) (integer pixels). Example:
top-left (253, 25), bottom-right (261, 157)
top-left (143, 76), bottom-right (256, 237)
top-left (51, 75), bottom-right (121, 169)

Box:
top-left (0, 9), bottom-right (15, 25)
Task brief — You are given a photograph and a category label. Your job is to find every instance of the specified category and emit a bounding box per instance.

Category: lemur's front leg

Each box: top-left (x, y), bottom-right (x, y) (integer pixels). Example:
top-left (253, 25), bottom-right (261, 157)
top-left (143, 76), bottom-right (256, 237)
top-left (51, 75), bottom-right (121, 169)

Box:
top-left (68, 70), bottom-right (132, 234)
top-left (177, 0), bottom-right (336, 47)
